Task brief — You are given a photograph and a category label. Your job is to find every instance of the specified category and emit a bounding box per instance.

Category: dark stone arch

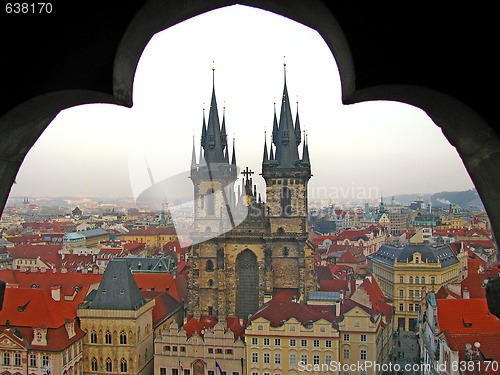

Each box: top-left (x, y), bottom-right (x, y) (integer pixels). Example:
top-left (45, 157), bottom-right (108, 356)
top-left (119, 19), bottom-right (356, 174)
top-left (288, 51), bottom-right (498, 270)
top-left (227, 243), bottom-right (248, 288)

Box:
top-left (236, 249), bottom-right (259, 318)
top-left (0, 1), bottom-right (499, 242)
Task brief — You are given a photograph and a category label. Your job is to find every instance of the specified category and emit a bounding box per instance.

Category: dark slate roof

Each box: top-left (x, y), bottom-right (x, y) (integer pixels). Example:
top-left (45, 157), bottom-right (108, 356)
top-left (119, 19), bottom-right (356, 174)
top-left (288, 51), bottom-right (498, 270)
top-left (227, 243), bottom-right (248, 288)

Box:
top-left (79, 228), bottom-right (109, 238)
top-left (125, 256), bottom-right (177, 273)
top-left (89, 259), bottom-right (146, 310)
top-left (367, 244), bottom-right (459, 268)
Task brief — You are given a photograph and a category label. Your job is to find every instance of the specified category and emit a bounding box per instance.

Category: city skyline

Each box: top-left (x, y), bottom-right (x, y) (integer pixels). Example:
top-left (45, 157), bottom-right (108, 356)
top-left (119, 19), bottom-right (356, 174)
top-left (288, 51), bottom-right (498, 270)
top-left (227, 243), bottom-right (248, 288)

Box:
top-left (9, 5), bottom-right (474, 202)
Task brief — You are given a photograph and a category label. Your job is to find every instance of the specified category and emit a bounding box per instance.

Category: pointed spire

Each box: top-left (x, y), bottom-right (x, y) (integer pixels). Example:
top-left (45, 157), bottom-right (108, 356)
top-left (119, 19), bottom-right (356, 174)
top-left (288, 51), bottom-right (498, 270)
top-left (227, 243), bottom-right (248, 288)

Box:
top-left (221, 103), bottom-right (227, 148)
top-left (273, 61), bottom-right (300, 167)
top-left (263, 131), bottom-right (269, 163)
top-left (272, 100), bottom-right (278, 146)
top-left (201, 106), bottom-right (206, 147)
top-left (204, 63), bottom-right (225, 164)
top-left (269, 143), bottom-right (274, 160)
top-left (302, 131), bottom-right (310, 165)
top-left (295, 97), bottom-right (302, 146)
top-left (231, 137), bottom-right (237, 165)
top-left (191, 134), bottom-right (197, 168)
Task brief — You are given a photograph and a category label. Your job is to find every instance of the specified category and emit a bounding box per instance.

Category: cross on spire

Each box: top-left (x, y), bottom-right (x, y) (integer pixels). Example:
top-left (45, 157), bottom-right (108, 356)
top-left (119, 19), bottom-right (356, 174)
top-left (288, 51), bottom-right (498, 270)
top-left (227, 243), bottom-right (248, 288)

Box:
top-left (241, 167), bottom-right (254, 180)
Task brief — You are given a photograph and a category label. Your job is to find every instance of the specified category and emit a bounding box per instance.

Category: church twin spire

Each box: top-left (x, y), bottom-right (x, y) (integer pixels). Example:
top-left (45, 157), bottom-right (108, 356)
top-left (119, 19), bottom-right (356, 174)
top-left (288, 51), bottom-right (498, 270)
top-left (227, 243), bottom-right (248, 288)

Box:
top-left (191, 67), bottom-right (236, 170)
top-left (263, 62), bottom-right (310, 169)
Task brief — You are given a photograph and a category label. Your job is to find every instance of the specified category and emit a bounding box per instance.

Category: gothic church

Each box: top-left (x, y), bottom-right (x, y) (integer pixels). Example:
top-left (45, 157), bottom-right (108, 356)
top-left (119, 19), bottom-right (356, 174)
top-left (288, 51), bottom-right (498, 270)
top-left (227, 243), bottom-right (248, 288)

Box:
top-left (187, 66), bottom-right (316, 320)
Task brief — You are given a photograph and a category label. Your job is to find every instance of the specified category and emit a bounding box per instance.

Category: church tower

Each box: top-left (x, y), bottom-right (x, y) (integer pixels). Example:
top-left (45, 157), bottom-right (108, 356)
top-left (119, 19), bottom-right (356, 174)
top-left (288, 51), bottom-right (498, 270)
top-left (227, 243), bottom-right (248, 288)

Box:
top-left (261, 62), bottom-right (315, 297)
top-left (189, 67), bottom-right (238, 238)
top-left (187, 65), bottom-right (316, 321)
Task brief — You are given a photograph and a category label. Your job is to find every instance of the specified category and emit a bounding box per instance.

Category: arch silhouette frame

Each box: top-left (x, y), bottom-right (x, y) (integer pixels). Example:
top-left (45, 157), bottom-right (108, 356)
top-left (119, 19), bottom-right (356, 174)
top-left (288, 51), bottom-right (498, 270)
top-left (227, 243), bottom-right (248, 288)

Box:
top-left (0, 0), bottom-right (499, 241)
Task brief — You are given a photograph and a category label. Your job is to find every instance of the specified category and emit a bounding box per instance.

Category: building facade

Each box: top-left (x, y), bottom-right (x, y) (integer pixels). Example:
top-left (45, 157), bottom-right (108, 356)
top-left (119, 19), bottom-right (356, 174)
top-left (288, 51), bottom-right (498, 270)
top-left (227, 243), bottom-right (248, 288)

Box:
top-left (368, 244), bottom-right (465, 331)
top-left (77, 259), bottom-right (155, 375)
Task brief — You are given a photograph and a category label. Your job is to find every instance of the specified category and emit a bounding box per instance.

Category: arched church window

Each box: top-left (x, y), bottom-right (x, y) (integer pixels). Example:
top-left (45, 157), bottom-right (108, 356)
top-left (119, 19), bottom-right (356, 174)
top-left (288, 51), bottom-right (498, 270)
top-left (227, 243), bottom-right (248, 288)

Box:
top-left (120, 358), bottom-right (127, 372)
top-left (91, 357), bottom-right (98, 371)
top-left (206, 188), bottom-right (215, 215)
top-left (206, 259), bottom-right (214, 272)
top-left (280, 187), bottom-right (292, 216)
top-left (105, 358), bottom-right (112, 371)
top-left (283, 247), bottom-right (289, 256)
top-left (120, 331), bottom-right (127, 345)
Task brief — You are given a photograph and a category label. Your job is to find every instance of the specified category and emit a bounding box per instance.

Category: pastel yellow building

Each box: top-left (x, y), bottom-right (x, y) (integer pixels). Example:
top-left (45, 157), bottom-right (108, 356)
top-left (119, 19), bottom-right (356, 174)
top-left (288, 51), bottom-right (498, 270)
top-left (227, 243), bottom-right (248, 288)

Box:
top-left (245, 291), bottom-right (391, 375)
top-left (77, 259), bottom-right (155, 375)
top-left (367, 244), bottom-right (464, 331)
top-left (124, 227), bottom-right (178, 249)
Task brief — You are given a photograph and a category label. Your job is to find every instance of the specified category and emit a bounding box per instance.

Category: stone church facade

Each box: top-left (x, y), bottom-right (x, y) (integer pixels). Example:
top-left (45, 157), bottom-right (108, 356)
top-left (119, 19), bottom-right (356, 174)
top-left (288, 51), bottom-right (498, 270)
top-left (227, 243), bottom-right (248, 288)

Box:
top-left (187, 66), bottom-right (316, 320)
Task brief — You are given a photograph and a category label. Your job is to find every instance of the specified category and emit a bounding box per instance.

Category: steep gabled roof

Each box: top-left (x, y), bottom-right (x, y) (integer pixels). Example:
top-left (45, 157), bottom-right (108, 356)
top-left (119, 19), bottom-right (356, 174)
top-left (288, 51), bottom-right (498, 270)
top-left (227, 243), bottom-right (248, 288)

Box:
top-left (89, 259), bottom-right (146, 310)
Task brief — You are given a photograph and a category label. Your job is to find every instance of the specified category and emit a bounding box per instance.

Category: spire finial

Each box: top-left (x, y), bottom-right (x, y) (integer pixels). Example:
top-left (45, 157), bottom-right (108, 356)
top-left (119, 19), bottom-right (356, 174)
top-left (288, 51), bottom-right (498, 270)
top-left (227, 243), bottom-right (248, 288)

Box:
top-left (283, 56), bottom-right (287, 81)
top-left (212, 61), bottom-right (215, 87)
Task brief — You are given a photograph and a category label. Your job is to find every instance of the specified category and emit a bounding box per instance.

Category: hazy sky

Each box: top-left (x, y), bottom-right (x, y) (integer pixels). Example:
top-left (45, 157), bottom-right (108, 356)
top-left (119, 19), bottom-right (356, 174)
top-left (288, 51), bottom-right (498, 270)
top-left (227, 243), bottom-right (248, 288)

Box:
top-left (9, 5), bottom-right (474, 204)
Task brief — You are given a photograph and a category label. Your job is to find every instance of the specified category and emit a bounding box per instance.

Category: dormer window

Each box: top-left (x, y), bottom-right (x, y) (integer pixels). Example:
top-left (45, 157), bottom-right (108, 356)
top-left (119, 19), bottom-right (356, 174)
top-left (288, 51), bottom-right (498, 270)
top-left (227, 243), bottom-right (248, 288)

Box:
top-left (36, 332), bottom-right (43, 341)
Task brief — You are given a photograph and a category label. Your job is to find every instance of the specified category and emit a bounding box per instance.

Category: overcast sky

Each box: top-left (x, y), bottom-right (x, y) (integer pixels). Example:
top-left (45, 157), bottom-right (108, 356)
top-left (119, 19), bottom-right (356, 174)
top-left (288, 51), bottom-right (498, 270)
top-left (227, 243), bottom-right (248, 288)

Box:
top-left (9, 5), bottom-right (474, 204)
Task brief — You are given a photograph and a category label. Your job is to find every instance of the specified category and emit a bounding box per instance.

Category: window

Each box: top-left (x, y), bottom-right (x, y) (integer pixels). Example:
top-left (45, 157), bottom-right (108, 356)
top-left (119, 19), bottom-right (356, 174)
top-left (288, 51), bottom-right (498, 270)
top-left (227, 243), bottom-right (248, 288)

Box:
top-left (289, 353), bottom-right (296, 365)
top-left (208, 348), bottom-right (214, 354)
top-left (13, 353), bottom-right (21, 366)
top-left (300, 354), bottom-right (308, 365)
top-left (226, 349), bottom-right (233, 355)
top-left (160, 369), bottom-right (167, 375)
top-left (409, 304), bottom-right (414, 312)
top-left (409, 290), bottom-right (414, 298)
top-left (207, 188), bottom-right (215, 215)
top-left (264, 338), bottom-right (270, 346)
top-left (216, 348), bottom-right (223, 355)
top-left (4, 353), bottom-right (10, 366)
top-left (431, 276), bottom-right (436, 284)
top-left (257, 324), bottom-right (263, 331)
top-left (275, 353), bottom-right (281, 364)
top-left (289, 339), bottom-right (296, 347)
top-left (399, 303), bottom-right (404, 311)
top-left (415, 290), bottom-right (420, 298)
top-left (326, 339), bottom-right (332, 348)
top-left (301, 339), bottom-right (307, 347)
top-left (29, 354), bottom-right (37, 367)
top-left (421, 276), bottom-right (426, 284)
top-left (105, 330), bottom-right (112, 344)
top-left (42, 355), bottom-right (49, 367)
top-left (343, 334), bottom-right (350, 341)
top-left (264, 353), bottom-right (270, 364)
top-left (409, 276), bottom-right (414, 284)
top-left (354, 320), bottom-right (360, 327)
top-left (106, 358), bottom-right (112, 372)
top-left (172, 369), bottom-right (179, 375)
top-left (251, 352), bottom-right (258, 363)
top-left (307, 354), bottom-right (317, 366)
top-left (360, 349), bottom-right (367, 360)
top-left (343, 348), bottom-right (350, 359)
top-left (415, 276), bottom-right (420, 284)
top-left (120, 331), bottom-right (127, 344)
top-left (251, 337), bottom-right (258, 345)
top-left (91, 357), bottom-right (98, 371)
top-left (360, 334), bottom-right (367, 342)
top-left (274, 338), bottom-right (281, 346)
top-left (90, 330), bottom-right (98, 343)
top-left (313, 339), bottom-right (320, 347)
top-left (206, 259), bottom-right (214, 272)
top-left (120, 358), bottom-right (127, 372)
top-left (399, 275), bottom-right (404, 283)
top-left (36, 331), bottom-right (43, 341)
top-left (325, 355), bottom-right (332, 364)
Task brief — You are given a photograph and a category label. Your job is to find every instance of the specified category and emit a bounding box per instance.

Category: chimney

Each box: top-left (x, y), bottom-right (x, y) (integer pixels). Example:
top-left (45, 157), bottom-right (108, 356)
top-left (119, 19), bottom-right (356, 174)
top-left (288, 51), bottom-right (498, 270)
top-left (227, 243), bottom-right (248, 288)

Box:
top-left (51, 285), bottom-right (61, 301)
top-left (463, 287), bottom-right (470, 299)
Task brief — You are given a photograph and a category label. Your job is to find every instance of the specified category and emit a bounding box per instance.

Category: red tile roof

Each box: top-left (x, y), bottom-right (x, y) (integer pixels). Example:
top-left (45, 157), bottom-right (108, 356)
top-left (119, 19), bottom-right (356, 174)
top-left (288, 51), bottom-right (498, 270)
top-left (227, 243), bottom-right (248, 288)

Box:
top-left (437, 298), bottom-right (500, 334)
top-left (8, 244), bottom-right (62, 259)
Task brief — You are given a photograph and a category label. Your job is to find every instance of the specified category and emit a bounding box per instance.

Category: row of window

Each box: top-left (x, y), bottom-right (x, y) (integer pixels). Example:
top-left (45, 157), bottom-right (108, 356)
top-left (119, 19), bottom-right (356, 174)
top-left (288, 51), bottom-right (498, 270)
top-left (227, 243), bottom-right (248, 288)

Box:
top-left (250, 334), bottom-right (366, 347)
top-left (399, 289), bottom-right (425, 298)
top-left (90, 357), bottom-right (128, 372)
top-left (399, 275), bottom-right (436, 284)
top-left (90, 330), bottom-right (128, 344)
top-left (251, 348), bottom-right (368, 364)
top-left (159, 368), bottom-right (240, 375)
top-left (2, 353), bottom-right (49, 368)
top-left (163, 345), bottom-right (235, 356)
top-left (399, 303), bottom-right (421, 312)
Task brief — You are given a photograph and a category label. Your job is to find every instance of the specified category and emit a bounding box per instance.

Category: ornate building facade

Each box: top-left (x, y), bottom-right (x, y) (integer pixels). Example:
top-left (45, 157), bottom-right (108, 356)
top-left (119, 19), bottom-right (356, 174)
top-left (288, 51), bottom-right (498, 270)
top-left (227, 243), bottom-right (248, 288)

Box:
top-left (187, 66), bottom-right (316, 320)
